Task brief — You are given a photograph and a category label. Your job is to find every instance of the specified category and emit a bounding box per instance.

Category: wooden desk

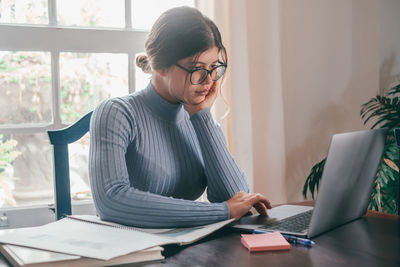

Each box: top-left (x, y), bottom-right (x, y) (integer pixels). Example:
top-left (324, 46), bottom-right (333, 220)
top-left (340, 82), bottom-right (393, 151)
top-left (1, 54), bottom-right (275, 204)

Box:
top-left (0, 208), bottom-right (398, 267)
top-left (145, 207), bottom-right (400, 267)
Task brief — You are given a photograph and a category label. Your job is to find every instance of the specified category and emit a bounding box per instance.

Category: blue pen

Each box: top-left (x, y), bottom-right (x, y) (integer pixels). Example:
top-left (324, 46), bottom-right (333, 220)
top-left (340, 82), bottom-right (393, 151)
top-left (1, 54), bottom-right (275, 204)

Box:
top-left (253, 229), bottom-right (315, 247)
top-left (281, 234), bottom-right (315, 247)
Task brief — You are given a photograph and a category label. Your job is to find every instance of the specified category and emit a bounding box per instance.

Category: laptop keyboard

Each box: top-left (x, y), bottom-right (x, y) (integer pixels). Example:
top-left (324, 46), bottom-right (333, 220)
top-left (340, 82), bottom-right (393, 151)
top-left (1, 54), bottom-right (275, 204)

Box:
top-left (260, 209), bottom-right (313, 233)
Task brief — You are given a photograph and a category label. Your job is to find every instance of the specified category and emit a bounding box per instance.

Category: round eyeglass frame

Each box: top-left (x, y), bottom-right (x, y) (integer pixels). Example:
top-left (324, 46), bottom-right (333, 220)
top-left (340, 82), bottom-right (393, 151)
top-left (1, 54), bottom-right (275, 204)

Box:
top-left (175, 63), bottom-right (227, 85)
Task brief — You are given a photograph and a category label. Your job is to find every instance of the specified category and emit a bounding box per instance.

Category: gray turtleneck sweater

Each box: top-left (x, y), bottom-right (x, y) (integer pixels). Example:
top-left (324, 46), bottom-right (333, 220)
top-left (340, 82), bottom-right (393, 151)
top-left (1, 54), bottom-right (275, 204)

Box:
top-left (89, 82), bottom-right (249, 228)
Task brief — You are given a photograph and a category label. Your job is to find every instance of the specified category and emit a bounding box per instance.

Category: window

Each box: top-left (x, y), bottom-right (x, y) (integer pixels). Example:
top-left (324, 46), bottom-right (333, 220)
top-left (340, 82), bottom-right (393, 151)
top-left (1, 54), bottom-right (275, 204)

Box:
top-left (0, 0), bottom-right (48, 24)
top-left (131, 0), bottom-right (195, 30)
top-left (0, 0), bottom-right (194, 218)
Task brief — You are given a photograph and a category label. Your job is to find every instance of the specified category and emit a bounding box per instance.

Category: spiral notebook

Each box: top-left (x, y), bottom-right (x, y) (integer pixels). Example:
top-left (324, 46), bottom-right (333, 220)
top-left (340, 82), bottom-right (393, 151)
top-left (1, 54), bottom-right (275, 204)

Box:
top-left (0, 244), bottom-right (163, 267)
top-left (0, 215), bottom-right (234, 261)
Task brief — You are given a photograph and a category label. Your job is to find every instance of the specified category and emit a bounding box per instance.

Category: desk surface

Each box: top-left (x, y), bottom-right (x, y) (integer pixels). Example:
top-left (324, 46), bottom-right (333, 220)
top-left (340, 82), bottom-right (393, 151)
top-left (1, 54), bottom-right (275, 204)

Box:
top-left (0, 207), bottom-right (398, 267)
top-left (146, 207), bottom-right (400, 267)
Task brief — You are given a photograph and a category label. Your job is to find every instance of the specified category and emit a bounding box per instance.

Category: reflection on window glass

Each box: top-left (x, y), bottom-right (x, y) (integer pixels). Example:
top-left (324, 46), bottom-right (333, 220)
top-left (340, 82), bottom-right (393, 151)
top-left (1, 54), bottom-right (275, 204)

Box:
top-left (0, 0), bottom-right (48, 24)
top-left (135, 53), bottom-right (152, 92)
top-left (1, 133), bottom-right (53, 208)
top-left (60, 52), bottom-right (128, 124)
top-left (0, 132), bottom-right (92, 208)
top-left (0, 51), bottom-right (52, 125)
top-left (57, 0), bottom-right (124, 27)
top-left (69, 133), bottom-right (91, 201)
top-left (132, 0), bottom-right (195, 30)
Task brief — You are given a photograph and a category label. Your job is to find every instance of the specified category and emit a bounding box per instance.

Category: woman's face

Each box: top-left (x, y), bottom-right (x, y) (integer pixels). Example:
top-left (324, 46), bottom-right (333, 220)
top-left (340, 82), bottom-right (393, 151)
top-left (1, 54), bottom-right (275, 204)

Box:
top-left (163, 46), bottom-right (221, 105)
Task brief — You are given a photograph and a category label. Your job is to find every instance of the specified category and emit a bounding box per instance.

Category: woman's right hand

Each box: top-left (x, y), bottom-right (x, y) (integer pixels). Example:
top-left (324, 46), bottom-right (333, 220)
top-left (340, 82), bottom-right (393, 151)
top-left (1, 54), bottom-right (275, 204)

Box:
top-left (227, 192), bottom-right (272, 220)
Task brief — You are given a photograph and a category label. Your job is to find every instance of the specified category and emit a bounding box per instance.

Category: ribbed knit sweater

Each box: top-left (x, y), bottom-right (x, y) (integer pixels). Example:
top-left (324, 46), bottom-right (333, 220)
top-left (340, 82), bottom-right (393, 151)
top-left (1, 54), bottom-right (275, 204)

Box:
top-left (89, 82), bottom-right (249, 228)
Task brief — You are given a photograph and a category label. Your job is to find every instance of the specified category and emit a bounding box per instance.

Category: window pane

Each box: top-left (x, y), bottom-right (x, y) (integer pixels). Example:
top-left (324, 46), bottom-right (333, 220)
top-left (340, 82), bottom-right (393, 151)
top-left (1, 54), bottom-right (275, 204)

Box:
top-left (60, 52), bottom-right (128, 124)
top-left (132, 0), bottom-right (195, 30)
top-left (135, 53), bottom-right (151, 92)
top-left (0, 51), bottom-right (52, 125)
top-left (1, 133), bottom-right (53, 208)
top-left (57, 0), bottom-right (124, 27)
top-left (0, 133), bottom-right (91, 208)
top-left (0, 0), bottom-right (48, 24)
top-left (69, 133), bottom-right (91, 201)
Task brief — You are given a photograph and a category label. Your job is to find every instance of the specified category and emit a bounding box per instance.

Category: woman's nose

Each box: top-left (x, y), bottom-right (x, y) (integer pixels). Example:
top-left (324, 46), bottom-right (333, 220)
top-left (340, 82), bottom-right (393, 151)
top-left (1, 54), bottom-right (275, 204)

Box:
top-left (202, 72), bottom-right (213, 85)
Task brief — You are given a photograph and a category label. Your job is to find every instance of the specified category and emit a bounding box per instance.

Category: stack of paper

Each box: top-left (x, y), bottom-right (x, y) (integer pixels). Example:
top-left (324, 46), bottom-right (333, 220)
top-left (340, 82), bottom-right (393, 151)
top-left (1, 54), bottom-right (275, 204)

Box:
top-left (0, 215), bottom-right (234, 266)
top-left (0, 244), bottom-right (164, 267)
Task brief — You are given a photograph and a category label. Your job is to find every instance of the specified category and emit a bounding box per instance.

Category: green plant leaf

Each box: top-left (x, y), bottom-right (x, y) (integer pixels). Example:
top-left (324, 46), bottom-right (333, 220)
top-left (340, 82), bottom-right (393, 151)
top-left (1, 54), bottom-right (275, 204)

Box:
top-left (302, 158), bottom-right (325, 199)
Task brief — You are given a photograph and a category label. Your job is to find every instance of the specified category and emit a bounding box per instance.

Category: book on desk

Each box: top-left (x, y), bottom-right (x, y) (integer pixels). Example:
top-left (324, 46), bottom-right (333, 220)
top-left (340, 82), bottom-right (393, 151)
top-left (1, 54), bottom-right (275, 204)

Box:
top-left (0, 215), bottom-right (234, 266)
top-left (0, 244), bottom-right (163, 267)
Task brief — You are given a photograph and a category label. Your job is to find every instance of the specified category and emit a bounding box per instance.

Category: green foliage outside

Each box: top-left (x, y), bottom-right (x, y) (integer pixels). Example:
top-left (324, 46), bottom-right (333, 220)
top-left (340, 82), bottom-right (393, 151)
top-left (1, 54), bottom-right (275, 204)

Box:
top-left (0, 51), bottom-right (52, 124)
top-left (0, 51), bottom-right (121, 206)
top-left (61, 77), bottom-right (95, 123)
top-left (0, 1), bottom-right (129, 207)
top-left (0, 135), bottom-right (21, 207)
top-left (303, 83), bottom-right (400, 214)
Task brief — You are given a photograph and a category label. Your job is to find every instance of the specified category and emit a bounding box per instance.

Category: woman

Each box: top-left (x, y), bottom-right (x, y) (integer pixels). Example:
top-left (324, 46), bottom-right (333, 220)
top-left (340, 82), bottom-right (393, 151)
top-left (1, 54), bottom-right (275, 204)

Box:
top-left (89, 6), bottom-right (271, 228)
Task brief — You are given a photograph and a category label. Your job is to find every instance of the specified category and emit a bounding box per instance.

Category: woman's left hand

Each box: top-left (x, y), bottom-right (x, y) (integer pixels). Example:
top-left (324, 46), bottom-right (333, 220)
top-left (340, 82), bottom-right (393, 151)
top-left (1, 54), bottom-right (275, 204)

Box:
top-left (184, 82), bottom-right (218, 116)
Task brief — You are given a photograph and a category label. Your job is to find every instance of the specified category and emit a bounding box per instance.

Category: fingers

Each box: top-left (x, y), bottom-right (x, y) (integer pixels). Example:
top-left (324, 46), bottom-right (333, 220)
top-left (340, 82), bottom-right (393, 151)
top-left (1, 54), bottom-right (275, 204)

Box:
top-left (245, 210), bottom-right (253, 216)
top-left (232, 191), bottom-right (272, 209)
top-left (253, 202), bottom-right (268, 216)
top-left (248, 193), bottom-right (272, 209)
top-left (227, 192), bottom-right (272, 220)
top-left (205, 83), bottom-right (218, 102)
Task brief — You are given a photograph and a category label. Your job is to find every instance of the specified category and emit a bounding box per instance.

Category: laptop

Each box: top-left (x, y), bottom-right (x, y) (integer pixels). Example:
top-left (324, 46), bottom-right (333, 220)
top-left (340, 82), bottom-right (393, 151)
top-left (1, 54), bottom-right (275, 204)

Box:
top-left (230, 128), bottom-right (388, 238)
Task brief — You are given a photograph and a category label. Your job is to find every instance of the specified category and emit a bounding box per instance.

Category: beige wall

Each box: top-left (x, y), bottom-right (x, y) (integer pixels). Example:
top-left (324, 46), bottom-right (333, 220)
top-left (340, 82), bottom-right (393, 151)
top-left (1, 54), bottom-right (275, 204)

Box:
top-left (245, 0), bottom-right (400, 204)
top-left (281, 0), bottom-right (379, 202)
top-left (380, 0), bottom-right (400, 91)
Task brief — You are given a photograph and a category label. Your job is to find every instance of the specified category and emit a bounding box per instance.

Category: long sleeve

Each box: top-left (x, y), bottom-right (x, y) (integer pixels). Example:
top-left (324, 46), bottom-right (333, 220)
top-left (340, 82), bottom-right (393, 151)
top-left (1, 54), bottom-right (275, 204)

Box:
top-left (89, 98), bottom-right (230, 228)
top-left (189, 108), bottom-right (250, 202)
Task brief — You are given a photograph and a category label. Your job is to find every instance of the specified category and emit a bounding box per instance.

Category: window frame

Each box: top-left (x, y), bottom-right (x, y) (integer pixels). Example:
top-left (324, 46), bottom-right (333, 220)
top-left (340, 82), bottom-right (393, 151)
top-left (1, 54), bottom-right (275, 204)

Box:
top-left (0, 0), bottom-right (148, 134)
top-left (0, 0), bottom-right (148, 227)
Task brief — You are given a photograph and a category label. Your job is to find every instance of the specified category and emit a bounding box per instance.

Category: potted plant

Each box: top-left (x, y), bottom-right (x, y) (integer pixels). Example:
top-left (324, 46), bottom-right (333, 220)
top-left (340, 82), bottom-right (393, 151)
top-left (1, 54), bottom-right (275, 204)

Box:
top-left (303, 83), bottom-right (400, 214)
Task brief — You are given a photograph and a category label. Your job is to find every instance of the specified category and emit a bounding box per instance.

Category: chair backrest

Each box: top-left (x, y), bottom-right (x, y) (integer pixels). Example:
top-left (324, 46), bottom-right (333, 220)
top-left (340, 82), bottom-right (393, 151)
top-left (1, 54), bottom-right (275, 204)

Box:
top-left (47, 111), bottom-right (93, 220)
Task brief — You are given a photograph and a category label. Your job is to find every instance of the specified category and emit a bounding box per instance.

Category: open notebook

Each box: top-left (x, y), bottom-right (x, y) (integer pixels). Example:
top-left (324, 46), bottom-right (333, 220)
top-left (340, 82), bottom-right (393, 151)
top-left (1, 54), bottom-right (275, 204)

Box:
top-left (0, 215), bottom-right (234, 261)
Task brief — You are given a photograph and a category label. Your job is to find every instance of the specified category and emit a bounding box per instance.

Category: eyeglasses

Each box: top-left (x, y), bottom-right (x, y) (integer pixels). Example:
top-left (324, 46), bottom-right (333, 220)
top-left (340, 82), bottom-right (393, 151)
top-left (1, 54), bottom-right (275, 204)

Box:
top-left (175, 63), bottom-right (227, 85)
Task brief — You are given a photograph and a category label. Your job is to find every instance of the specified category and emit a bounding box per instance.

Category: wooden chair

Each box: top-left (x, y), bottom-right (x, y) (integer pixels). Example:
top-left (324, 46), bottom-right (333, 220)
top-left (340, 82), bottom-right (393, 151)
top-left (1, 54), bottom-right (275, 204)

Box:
top-left (47, 111), bottom-right (93, 220)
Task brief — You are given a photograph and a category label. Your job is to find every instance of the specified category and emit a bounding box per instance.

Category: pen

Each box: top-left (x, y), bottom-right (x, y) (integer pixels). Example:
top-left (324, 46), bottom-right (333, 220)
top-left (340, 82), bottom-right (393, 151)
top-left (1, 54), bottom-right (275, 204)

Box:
top-left (281, 234), bottom-right (315, 247)
top-left (253, 229), bottom-right (315, 247)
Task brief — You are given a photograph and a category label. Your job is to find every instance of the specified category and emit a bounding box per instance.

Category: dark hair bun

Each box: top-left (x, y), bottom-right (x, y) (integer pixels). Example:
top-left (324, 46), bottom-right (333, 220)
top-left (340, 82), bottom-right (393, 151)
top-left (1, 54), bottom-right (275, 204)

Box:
top-left (136, 54), bottom-right (152, 74)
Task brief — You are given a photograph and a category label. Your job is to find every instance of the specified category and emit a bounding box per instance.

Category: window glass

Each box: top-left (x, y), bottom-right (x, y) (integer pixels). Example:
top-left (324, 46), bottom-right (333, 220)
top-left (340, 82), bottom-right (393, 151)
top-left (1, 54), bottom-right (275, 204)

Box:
top-left (131, 0), bottom-right (195, 30)
top-left (0, 0), bottom-right (200, 214)
top-left (57, 0), bottom-right (124, 27)
top-left (0, 51), bottom-right (52, 125)
top-left (69, 133), bottom-right (91, 201)
top-left (0, 133), bottom-right (91, 208)
top-left (60, 52), bottom-right (128, 124)
top-left (0, 0), bottom-right (48, 24)
top-left (0, 133), bottom-right (53, 208)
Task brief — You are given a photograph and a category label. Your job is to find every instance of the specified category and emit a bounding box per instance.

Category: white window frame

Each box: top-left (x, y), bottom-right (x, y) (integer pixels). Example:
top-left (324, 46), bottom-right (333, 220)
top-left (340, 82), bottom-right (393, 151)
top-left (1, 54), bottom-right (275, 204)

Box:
top-left (0, 0), bottom-right (148, 228)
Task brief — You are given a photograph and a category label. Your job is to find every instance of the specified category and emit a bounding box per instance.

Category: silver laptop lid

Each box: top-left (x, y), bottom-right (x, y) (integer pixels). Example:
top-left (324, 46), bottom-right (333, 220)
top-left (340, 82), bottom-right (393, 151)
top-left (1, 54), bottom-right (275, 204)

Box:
top-left (308, 128), bottom-right (387, 237)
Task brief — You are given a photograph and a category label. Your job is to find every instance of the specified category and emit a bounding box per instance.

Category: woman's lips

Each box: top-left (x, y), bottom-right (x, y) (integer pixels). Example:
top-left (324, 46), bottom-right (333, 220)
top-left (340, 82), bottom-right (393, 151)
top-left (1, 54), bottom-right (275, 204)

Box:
top-left (195, 89), bottom-right (209, 96)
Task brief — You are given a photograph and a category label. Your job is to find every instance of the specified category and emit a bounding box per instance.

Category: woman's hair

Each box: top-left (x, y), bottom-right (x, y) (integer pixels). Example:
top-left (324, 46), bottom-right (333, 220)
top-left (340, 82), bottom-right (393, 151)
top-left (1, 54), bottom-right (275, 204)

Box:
top-left (136, 6), bottom-right (227, 73)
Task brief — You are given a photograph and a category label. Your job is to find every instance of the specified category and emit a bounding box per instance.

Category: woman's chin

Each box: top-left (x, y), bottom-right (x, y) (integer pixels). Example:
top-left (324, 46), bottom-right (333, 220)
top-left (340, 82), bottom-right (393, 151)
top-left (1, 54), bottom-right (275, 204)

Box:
top-left (188, 96), bottom-right (206, 105)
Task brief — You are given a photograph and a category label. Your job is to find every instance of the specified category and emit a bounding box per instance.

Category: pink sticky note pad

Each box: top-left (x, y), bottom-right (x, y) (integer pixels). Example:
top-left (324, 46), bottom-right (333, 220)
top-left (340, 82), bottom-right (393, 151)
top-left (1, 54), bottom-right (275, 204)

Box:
top-left (241, 232), bottom-right (291, 252)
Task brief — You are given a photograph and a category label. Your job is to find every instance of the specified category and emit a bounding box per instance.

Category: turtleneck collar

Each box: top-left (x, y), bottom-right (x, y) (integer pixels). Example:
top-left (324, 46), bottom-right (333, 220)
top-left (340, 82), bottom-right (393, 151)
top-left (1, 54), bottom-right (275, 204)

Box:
top-left (140, 82), bottom-right (185, 123)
